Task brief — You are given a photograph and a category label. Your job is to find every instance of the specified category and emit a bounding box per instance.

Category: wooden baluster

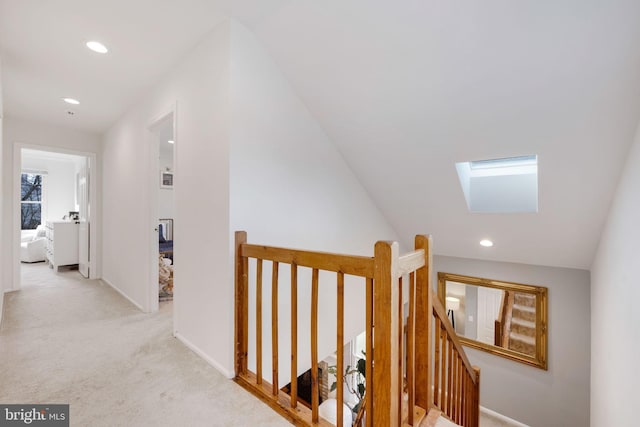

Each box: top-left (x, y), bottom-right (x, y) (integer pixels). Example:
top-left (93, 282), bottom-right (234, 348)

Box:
top-left (256, 259), bottom-right (263, 384)
top-left (414, 235), bottom-right (432, 410)
top-left (447, 339), bottom-right (453, 416)
top-left (468, 371), bottom-right (472, 425)
top-left (460, 358), bottom-right (464, 425)
top-left (459, 356), bottom-right (463, 424)
top-left (440, 326), bottom-right (446, 409)
top-left (456, 353), bottom-right (462, 424)
top-left (460, 370), bottom-right (465, 426)
top-left (462, 371), bottom-right (467, 426)
top-left (234, 231), bottom-right (249, 376)
top-left (473, 366), bottom-right (481, 427)
top-left (272, 261), bottom-right (279, 395)
top-left (463, 359), bottom-right (467, 426)
top-left (467, 376), bottom-right (474, 426)
top-left (468, 371), bottom-right (472, 426)
top-left (337, 272), bottom-right (344, 427)
top-left (452, 352), bottom-right (458, 422)
top-left (365, 277), bottom-right (374, 427)
top-left (311, 268), bottom-right (319, 424)
top-left (407, 272), bottom-right (416, 425)
top-left (454, 354), bottom-right (459, 424)
top-left (434, 318), bottom-right (441, 407)
top-left (398, 276), bottom-right (404, 424)
top-left (290, 263), bottom-right (298, 407)
top-left (372, 241), bottom-right (400, 427)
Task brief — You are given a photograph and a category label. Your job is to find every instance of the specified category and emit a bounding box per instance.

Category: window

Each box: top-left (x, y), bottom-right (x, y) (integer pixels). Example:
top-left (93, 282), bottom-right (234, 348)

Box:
top-left (21, 173), bottom-right (44, 229)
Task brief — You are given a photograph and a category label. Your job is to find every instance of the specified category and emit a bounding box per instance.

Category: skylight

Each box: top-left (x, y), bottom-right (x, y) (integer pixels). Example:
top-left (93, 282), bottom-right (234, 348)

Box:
top-left (456, 155), bottom-right (539, 213)
top-left (470, 155), bottom-right (537, 170)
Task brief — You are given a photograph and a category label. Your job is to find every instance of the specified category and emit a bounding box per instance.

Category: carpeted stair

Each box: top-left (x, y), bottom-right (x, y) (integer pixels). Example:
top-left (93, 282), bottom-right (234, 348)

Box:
top-left (507, 293), bottom-right (536, 356)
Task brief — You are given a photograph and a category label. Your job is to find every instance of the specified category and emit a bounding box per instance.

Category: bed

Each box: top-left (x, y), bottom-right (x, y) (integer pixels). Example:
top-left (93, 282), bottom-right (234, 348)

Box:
top-left (159, 218), bottom-right (174, 301)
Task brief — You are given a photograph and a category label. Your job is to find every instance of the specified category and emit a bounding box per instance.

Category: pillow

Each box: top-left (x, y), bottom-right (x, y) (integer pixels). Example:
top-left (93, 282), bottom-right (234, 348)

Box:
top-left (35, 224), bottom-right (46, 239)
top-left (158, 224), bottom-right (166, 243)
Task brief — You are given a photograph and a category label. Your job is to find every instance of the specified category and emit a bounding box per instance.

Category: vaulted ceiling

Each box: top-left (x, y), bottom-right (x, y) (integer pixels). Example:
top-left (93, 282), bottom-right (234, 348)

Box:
top-left (3, 0), bottom-right (640, 269)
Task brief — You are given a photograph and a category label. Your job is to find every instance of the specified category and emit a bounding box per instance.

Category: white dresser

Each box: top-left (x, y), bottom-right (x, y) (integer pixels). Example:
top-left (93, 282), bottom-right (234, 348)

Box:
top-left (45, 221), bottom-right (79, 272)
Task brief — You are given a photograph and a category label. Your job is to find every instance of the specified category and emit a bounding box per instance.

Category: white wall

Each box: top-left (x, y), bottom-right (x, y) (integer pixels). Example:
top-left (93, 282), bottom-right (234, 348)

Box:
top-left (101, 19), bottom-right (399, 381)
top-left (229, 22), bottom-right (399, 386)
top-left (435, 255), bottom-right (590, 427)
top-left (590, 126), bottom-right (640, 426)
top-left (21, 154), bottom-right (79, 223)
top-left (2, 117), bottom-right (101, 291)
top-left (101, 21), bottom-right (232, 373)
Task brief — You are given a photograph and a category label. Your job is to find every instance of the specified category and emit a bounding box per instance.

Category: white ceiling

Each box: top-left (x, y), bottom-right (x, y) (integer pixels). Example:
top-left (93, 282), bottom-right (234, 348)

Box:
top-left (3, 0), bottom-right (640, 269)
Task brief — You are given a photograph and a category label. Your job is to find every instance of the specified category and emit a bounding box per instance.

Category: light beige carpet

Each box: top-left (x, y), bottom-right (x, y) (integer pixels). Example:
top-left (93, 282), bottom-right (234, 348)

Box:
top-left (0, 263), bottom-right (291, 427)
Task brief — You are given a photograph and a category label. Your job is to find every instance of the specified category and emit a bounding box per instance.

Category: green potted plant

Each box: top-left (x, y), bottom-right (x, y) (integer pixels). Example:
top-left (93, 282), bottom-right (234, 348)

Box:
top-left (328, 352), bottom-right (366, 414)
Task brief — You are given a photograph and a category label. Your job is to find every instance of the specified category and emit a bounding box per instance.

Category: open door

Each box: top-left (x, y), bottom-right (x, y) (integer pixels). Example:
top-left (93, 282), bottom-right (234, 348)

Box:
top-left (477, 286), bottom-right (503, 345)
top-left (78, 157), bottom-right (90, 278)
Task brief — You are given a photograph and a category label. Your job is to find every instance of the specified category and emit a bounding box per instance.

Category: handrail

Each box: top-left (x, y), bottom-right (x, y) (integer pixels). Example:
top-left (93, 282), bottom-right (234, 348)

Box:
top-left (397, 249), bottom-right (426, 276)
top-left (241, 243), bottom-right (375, 278)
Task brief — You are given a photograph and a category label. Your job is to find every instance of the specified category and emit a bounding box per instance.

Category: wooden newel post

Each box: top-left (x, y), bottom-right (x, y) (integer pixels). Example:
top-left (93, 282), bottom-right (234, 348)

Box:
top-left (414, 235), bottom-right (433, 409)
top-left (234, 231), bottom-right (249, 376)
top-left (373, 241), bottom-right (401, 427)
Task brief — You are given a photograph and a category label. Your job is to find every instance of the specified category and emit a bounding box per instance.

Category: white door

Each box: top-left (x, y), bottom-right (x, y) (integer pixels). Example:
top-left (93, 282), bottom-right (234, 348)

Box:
top-left (476, 287), bottom-right (503, 345)
top-left (78, 157), bottom-right (90, 278)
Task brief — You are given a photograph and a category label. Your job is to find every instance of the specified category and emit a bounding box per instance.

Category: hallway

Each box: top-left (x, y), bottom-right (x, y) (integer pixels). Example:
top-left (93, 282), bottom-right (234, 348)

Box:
top-left (0, 263), bottom-right (290, 427)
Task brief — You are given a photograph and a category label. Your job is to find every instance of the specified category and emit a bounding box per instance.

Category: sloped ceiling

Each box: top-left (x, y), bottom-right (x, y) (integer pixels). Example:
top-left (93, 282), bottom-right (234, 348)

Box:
top-left (2, 0), bottom-right (640, 269)
top-left (246, 1), bottom-right (640, 269)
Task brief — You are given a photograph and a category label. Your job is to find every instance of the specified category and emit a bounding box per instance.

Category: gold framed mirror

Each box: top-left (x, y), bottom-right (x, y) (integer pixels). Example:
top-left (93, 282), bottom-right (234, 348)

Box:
top-left (437, 272), bottom-right (548, 370)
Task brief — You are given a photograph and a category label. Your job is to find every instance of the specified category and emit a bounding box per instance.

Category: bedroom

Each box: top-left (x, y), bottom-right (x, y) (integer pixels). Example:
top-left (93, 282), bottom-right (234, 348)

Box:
top-left (19, 148), bottom-right (93, 285)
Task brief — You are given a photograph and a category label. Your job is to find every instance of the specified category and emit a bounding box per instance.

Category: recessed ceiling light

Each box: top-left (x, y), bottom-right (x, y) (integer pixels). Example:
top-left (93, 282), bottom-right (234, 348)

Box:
top-left (168, 140), bottom-right (174, 144)
top-left (480, 239), bottom-right (494, 247)
top-left (63, 98), bottom-right (80, 105)
top-left (86, 41), bottom-right (108, 54)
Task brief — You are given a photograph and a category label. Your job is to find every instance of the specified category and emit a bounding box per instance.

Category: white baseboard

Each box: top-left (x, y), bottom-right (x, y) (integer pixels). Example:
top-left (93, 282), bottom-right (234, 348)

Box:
top-left (100, 277), bottom-right (145, 312)
top-left (480, 406), bottom-right (530, 427)
top-left (174, 332), bottom-right (235, 379)
top-left (1, 288), bottom-right (18, 329)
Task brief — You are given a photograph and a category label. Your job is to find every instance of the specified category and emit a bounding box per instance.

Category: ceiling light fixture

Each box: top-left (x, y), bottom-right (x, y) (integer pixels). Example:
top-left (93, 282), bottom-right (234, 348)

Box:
top-left (86, 41), bottom-right (108, 54)
top-left (63, 98), bottom-right (80, 105)
top-left (168, 140), bottom-right (174, 144)
top-left (480, 239), bottom-right (494, 247)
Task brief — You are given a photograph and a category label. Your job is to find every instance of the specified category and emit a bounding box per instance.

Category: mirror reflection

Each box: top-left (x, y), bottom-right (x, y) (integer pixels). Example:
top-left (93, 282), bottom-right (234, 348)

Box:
top-left (438, 272), bottom-right (548, 370)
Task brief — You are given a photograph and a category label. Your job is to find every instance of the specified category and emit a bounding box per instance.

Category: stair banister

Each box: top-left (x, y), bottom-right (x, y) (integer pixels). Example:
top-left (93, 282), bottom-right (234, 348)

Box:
top-left (233, 231), bottom-right (480, 427)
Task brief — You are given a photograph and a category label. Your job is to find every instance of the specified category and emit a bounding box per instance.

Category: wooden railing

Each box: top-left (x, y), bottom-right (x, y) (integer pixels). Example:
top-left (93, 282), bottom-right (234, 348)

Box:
top-left (431, 293), bottom-right (481, 426)
top-left (234, 231), bottom-right (480, 427)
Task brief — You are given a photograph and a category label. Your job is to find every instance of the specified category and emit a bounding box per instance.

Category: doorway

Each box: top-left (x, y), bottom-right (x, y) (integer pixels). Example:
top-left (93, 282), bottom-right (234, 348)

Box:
top-left (14, 145), bottom-right (97, 290)
top-left (149, 111), bottom-right (175, 313)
